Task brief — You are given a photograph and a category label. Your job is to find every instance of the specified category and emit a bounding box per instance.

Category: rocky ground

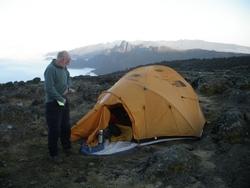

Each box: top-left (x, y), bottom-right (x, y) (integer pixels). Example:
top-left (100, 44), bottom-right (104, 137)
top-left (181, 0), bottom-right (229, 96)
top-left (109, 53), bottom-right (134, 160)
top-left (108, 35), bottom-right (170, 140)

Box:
top-left (0, 59), bottom-right (250, 188)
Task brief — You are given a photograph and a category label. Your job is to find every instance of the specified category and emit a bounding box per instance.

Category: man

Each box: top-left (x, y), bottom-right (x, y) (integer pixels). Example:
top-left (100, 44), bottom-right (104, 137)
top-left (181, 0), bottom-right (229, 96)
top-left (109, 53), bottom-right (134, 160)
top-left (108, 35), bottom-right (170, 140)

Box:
top-left (44, 50), bottom-right (78, 163)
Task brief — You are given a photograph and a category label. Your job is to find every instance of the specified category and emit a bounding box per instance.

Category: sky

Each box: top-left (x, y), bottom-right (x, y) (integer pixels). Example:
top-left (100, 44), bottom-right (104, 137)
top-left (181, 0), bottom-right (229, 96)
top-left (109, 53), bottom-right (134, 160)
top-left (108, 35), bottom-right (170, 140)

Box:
top-left (0, 0), bottom-right (250, 62)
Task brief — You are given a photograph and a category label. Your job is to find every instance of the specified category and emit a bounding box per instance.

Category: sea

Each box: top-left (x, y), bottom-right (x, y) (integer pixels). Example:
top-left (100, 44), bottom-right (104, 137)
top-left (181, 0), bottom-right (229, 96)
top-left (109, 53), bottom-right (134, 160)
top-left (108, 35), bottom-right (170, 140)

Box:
top-left (0, 59), bottom-right (96, 84)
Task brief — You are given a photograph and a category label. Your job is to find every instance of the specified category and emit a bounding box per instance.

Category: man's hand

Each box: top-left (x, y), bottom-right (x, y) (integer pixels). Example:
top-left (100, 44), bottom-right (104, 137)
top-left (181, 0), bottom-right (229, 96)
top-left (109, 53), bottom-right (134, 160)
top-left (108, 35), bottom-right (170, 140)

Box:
top-left (69, 88), bottom-right (75, 93)
top-left (63, 89), bottom-right (69, 96)
top-left (63, 88), bottom-right (75, 96)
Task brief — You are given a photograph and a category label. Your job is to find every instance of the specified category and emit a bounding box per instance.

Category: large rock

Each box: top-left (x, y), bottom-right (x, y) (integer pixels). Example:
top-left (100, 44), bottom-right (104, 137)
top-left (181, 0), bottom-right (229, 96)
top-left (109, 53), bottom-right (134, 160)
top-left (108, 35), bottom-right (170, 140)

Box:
top-left (141, 145), bottom-right (199, 181)
top-left (194, 76), bottom-right (234, 95)
top-left (211, 108), bottom-right (248, 143)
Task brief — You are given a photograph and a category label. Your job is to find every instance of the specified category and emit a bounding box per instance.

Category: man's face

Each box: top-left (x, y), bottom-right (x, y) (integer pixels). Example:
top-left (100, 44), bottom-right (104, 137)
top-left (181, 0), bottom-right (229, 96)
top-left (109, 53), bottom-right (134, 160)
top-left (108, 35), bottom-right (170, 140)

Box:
top-left (62, 58), bottom-right (71, 67)
top-left (60, 56), bottom-right (71, 68)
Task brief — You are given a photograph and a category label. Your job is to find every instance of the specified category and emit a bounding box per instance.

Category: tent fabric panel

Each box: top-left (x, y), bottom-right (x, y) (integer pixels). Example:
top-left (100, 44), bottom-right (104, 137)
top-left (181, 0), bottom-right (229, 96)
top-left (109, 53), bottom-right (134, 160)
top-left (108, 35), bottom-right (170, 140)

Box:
top-left (118, 66), bottom-right (151, 86)
top-left (122, 65), bottom-right (198, 103)
top-left (109, 83), bottom-right (146, 141)
top-left (180, 97), bottom-right (206, 136)
top-left (148, 66), bottom-right (176, 80)
top-left (142, 89), bottom-right (188, 138)
top-left (146, 75), bottom-right (197, 111)
top-left (71, 93), bottom-right (122, 143)
top-left (85, 106), bottom-right (111, 145)
top-left (145, 75), bottom-right (204, 136)
top-left (142, 107), bottom-right (180, 139)
top-left (170, 106), bottom-right (198, 136)
top-left (108, 81), bottom-right (146, 122)
top-left (70, 104), bottom-right (109, 142)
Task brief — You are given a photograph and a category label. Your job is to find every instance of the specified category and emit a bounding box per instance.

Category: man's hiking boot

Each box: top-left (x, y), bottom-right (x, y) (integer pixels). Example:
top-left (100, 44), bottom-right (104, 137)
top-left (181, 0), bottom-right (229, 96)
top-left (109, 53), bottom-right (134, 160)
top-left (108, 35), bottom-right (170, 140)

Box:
top-left (49, 155), bottom-right (63, 163)
top-left (63, 148), bottom-right (79, 155)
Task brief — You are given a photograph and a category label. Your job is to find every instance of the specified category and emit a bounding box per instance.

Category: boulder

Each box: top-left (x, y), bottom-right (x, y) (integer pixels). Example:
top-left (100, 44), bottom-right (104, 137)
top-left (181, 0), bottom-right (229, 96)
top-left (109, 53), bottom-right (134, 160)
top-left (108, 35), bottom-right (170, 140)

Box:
top-left (211, 108), bottom-right (248, 143)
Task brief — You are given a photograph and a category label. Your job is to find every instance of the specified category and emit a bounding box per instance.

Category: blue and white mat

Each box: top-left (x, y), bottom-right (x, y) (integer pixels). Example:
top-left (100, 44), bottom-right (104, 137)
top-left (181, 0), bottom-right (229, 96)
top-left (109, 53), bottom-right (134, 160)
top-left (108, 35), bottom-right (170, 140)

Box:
top-left (81, 137), bottom-right (198, 156)
top-left (81, 139), bottom-right (137, 155)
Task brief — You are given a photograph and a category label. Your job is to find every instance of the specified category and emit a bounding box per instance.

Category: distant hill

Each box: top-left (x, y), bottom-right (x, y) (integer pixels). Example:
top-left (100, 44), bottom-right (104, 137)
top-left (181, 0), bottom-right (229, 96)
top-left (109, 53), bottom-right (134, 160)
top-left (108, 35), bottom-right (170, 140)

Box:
top-left (45, 40), bottom-right (250, 75)
top-left (132, 39), bottom-right (250, 54)
top-left (46, 39), bottom-right (250, 59)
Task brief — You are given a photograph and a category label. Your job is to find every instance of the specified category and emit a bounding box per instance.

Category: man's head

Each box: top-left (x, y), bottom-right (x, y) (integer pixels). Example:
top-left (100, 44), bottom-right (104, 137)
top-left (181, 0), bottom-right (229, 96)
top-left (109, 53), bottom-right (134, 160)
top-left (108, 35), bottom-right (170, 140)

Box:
top-left (56, 50), bottom-right (71, 68)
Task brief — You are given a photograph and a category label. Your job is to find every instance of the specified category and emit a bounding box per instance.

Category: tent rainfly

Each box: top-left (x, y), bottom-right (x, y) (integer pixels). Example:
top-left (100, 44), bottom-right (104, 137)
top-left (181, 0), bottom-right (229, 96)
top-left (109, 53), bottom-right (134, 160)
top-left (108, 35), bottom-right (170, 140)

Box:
top-left (70, 65), bottom-right (206, 147)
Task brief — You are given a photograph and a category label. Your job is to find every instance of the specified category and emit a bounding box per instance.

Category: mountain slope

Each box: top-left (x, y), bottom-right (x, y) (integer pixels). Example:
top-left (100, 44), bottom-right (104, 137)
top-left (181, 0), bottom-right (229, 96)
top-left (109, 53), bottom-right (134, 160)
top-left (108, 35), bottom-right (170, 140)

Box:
top-left (68, 41), bottom-right (250, 75)
top-left (46, 39), bottom-right (250, 60)
top-left (132, 39), bottom-right (250, 54)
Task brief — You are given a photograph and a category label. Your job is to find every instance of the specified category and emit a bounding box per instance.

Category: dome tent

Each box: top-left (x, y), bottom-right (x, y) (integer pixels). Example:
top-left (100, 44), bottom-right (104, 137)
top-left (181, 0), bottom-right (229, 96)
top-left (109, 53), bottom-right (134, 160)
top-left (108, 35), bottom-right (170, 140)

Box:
top-left (71, 65), bottom-right (206, 151)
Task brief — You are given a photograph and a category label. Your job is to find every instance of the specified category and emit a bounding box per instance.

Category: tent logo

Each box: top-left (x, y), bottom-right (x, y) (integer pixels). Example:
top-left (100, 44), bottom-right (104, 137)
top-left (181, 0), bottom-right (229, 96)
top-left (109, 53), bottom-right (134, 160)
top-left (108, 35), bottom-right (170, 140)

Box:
top-left (154, 69), bottom-right (164, 72)
top-left (172, 80), bottom-right (186, 87)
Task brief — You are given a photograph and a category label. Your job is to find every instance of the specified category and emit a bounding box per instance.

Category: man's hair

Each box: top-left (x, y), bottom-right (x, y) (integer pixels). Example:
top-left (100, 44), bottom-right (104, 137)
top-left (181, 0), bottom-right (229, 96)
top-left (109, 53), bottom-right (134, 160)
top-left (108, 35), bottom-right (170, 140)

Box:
top-left (57, 51), bottom-right (69, 59)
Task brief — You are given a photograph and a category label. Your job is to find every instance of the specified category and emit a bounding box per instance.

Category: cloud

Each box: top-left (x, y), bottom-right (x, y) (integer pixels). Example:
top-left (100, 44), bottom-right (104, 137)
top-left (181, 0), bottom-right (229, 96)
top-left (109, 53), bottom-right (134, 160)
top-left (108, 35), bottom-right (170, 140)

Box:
top-left (0, 59), bottom-right (96, 83)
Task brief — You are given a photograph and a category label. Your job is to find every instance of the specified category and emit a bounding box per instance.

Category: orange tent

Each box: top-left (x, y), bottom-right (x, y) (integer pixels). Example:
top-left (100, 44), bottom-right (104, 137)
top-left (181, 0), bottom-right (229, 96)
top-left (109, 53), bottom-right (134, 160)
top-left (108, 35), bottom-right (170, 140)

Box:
top-left (71, 65), bottom-right (206, 146)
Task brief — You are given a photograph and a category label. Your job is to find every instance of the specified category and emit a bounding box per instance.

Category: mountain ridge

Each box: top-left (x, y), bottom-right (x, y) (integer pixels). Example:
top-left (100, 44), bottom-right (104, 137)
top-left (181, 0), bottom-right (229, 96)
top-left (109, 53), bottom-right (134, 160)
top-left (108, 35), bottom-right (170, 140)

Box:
top-left (45, 40), bottom-right (250, 75)
top-left (46, 39), bottom-right (250, 59)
